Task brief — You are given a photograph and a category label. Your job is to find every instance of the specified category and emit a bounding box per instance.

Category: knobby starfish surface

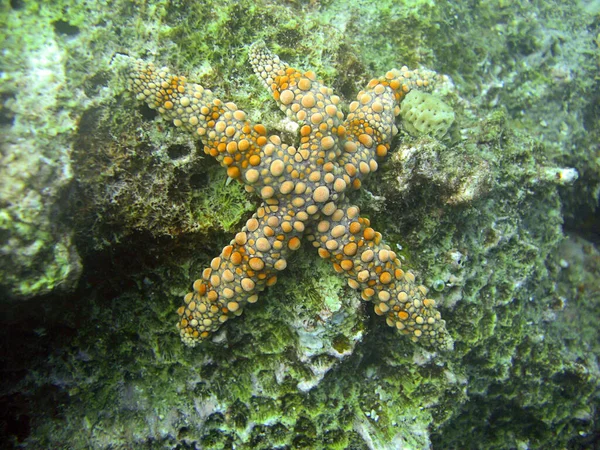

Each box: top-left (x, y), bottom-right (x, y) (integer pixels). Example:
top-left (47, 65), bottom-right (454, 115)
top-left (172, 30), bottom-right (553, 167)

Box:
top-left (127, 42), bottom-right (452, 350)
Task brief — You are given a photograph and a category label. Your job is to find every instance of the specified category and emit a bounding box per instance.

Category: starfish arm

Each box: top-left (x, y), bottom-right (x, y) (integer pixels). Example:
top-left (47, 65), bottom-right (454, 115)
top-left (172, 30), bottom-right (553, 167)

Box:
top-left (340, 68), bottom-right (440, 190)
top-left (176, 201), bottom-right (304, 347)
top-left (127, 59), bottom-right (273, 184)
top-left (306, 201), bottom-right (452, 350)
top-left (249, 42), bottom-right (346, 166)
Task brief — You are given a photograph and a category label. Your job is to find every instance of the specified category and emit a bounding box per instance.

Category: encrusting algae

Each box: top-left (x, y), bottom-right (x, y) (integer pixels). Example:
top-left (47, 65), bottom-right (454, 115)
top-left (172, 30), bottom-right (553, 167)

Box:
top-left (127, 42), bottom-right (452, 350)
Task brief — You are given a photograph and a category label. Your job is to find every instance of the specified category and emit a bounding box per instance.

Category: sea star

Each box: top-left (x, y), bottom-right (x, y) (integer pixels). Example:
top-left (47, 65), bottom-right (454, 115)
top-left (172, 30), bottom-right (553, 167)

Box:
top-left (127, 42), bottom-right (452, 350)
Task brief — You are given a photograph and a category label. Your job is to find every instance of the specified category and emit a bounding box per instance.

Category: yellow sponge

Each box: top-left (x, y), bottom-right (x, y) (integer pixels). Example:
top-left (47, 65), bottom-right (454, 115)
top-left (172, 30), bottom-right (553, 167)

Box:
top-left (400, 90), bottom-right (454, 139)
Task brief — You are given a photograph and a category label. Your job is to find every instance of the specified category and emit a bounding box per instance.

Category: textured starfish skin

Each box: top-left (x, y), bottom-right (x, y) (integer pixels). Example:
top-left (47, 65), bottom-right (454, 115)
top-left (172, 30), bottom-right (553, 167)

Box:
top-left (127, 43), bottom-right (452, 350)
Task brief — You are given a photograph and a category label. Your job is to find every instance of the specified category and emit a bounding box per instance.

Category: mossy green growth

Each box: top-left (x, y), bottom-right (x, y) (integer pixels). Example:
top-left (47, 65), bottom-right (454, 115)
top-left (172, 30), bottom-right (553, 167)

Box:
top-left (0, 1), bottom-right (86, 299)
top-left (1, 0), bottom-right (599, 448)
top-left (194, 172), bottom-right (255, 233)
top-left (13, 107), bottom-right (595, 448)
top-left (5, 227), bottom-right (455, 448)
top-left (367, 109), bottom-right (598, 448)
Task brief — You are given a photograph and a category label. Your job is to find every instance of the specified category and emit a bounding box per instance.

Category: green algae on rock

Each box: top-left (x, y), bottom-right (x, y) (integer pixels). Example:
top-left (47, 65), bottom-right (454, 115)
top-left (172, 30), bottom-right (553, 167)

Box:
top-left (0, 0), bottom-right (598, 448)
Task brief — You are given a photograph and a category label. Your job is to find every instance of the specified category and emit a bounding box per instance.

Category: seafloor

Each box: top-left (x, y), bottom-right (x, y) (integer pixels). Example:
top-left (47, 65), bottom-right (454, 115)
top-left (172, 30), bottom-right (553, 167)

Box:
top-left (1, 0), bottom-right (599, 448)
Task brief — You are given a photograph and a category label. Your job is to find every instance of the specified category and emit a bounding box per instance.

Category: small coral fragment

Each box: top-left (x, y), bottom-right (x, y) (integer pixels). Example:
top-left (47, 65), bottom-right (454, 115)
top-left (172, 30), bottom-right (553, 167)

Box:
top-left (400, 90), bottom-right (455, 139)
